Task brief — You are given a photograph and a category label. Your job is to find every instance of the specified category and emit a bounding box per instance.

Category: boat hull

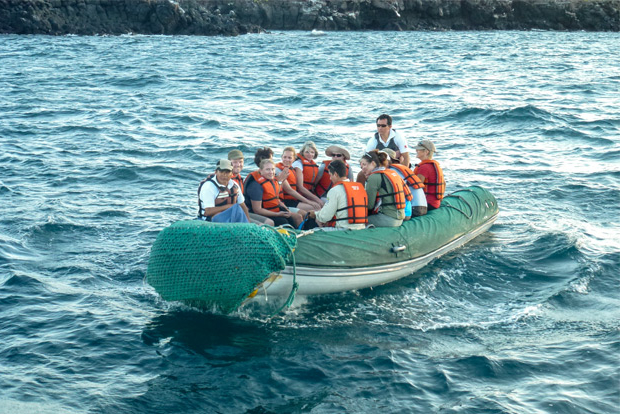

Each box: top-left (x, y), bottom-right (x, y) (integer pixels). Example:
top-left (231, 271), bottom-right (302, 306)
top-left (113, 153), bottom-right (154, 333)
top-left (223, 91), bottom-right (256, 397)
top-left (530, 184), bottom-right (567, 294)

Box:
top-left (254, 212), bottom-right (497, 297)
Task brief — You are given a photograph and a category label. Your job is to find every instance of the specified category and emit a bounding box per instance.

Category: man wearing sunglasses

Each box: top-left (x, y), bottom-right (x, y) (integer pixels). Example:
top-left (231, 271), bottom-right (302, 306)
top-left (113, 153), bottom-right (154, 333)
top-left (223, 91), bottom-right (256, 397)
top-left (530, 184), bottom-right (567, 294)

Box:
top-left (365, 114), bottom-right (411, 168)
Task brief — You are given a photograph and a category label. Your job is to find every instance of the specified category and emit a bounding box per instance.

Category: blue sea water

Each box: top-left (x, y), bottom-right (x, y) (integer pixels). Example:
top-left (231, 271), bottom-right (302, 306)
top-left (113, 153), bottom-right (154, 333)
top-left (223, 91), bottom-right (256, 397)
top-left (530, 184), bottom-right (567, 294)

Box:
top-left (0, 31), bottom-right (619, 413)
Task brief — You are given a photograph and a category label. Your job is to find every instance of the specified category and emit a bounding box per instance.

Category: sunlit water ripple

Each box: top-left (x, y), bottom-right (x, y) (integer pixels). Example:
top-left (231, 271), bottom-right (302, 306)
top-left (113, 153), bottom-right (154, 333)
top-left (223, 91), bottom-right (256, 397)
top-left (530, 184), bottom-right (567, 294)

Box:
top-left (1, 31), bottom-right (619, 413)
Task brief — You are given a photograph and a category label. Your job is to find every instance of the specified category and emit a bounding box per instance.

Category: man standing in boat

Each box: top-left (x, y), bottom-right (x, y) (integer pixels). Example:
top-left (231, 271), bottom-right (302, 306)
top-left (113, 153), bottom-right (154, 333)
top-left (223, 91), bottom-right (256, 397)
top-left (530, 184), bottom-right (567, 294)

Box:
top-left (198, 159), bottom-right (251, 223)
top-left (366, 114), bottom-right (411, 168)
top-left (308, 160), bottom-right (367, 230)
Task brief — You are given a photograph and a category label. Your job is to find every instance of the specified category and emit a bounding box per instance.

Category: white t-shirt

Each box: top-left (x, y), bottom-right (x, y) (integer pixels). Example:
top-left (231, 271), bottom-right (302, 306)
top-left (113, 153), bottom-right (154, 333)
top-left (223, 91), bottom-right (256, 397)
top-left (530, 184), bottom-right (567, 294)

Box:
top-left (365, 129), bottom-right (410, 154)
top-left (199, 179), bottom-right (244, 208)
top-left (291, 159), bottom-right (304, 171)
top-left (390, 167), bottom-right (427, 207)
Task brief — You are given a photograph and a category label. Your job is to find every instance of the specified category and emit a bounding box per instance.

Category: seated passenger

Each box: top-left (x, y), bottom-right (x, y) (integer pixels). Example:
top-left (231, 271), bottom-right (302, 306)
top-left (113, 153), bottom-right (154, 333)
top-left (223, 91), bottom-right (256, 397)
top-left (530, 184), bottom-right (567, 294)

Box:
top-left (383, 148), bottom-right (427, 218)
top-left (313, 145), bottom-right (355, 199)
top-left (197, 159), bottom-right (251, 223)
top-left (413, 139), bottom-right (445, 210)
top-left (360, 150), bottom-right (406, 228)
top-left (244, 159), bottom-right (303, 228)
top-left (276, 147), bottom-right (322, 212)
top-left (227, 149), bottom-right (274, 226)
top-left (227, 149), bottom-right (245, 190)
top-left (292, 141), bottom-right (320, 190)
top-left (252, 147), bottom-right (288, 183)
top-left (309, 160), bottom-right (367, 230)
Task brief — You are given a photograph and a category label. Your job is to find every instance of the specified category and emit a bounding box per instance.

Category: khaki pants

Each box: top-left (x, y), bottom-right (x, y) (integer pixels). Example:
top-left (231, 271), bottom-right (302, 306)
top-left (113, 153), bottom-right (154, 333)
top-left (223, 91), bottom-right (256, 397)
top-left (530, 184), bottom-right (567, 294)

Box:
top-left (368, 213), bottom-right (403, 228)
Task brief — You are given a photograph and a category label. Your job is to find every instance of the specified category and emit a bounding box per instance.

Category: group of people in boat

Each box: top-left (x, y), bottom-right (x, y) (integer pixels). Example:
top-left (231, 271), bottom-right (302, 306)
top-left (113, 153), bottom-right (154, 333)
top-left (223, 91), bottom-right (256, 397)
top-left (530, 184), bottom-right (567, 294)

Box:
top-left (197, 114), bottom-right (445, 230)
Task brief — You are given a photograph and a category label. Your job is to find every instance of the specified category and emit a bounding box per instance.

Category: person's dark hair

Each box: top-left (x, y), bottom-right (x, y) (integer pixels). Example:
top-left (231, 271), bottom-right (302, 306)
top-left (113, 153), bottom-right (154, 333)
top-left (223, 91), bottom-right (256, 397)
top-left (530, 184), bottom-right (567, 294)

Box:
top-left (254, 147), bottom-right (274, 167)
top-left (327, 159), bottom-right (347, 177)
top-left (376, 114), bottom-right (392, 126)
top-left (361, 149), bottom-right (388, 168)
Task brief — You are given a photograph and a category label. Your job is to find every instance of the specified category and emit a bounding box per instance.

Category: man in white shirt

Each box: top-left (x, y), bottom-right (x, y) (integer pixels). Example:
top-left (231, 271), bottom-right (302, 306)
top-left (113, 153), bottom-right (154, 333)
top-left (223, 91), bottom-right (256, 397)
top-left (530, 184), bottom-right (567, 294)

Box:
top-left (198, 159), bottom-right (251, 223)
top-left (309, 160), bottom-right (367, 230)
top-left (365, 114), bottom-right (411, 168)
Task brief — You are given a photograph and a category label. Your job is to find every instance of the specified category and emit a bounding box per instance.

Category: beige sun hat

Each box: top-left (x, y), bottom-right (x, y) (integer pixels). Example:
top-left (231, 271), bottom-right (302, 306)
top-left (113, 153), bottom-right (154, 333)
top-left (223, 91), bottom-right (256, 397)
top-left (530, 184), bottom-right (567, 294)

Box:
top-left (414, 139), bottom-right (436, 153)
top-left (216, 159), bottom-right (233, 171)
top-left (325, 145), bottom-right (351, 161)
top-left (381, 148), bottom-right (398, 161)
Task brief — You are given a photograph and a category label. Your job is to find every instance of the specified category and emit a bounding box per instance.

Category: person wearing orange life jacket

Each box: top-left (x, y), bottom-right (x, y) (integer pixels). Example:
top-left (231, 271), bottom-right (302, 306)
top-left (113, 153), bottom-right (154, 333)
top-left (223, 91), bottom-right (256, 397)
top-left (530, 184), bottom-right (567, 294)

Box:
top-left (360, 150), bottom-right (406, 227)
top-left (198, 159), bottom-right (251, 223)
top-left (383, 148), bottom-right (428, 218)
top-left (292, 141), bottom-right (324, 208)
top-left (313, 145), bottom-right (355, 199)
top-left (276, 146), bottom-right (322, 212)
top-left (244, 159), bottom-right (303, 228)
top-left (413, 139), bottom-right (445, 210)
top-left (308, 160), bottom-right (367, 230)
top-left (251, 146), bottom-right (313, 219)
top-left (227, 149), bottom-right (274, 226)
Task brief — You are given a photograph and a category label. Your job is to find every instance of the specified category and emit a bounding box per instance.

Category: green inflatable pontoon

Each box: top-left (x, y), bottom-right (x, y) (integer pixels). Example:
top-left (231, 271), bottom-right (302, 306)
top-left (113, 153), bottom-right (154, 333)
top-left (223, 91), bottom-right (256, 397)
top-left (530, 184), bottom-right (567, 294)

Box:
top-left (146, 186), bottom-right (498, 314)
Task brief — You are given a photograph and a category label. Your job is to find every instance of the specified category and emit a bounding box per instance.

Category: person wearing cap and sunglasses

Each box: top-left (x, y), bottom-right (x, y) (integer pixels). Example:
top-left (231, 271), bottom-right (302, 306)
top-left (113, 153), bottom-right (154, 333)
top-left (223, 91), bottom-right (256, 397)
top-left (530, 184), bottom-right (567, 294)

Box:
top-left (365, 114), bottom-right (411, 169)
top-left (413, 139), bottom-right (445, 210)
top-left (197, 159), bottom-right (251, 223)
top-left (313, 145), bottom-right (355, 199)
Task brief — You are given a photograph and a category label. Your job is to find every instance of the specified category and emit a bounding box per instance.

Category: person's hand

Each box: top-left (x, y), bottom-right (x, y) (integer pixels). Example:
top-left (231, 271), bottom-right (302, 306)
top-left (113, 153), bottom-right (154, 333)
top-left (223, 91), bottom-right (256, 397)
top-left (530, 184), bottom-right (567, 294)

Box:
top-left (280, 211), bottom-right (291, 218)
top-left (276, 168), bottom-right (289, 183)
top-left (311, 202), bottom-right (322, 210)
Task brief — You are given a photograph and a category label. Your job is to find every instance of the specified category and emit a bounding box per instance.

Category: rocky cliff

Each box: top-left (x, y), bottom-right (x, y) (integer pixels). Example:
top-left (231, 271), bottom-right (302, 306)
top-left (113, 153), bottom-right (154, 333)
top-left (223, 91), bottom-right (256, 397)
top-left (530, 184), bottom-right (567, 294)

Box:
top-left (1, 0), bottom-right (618, 35)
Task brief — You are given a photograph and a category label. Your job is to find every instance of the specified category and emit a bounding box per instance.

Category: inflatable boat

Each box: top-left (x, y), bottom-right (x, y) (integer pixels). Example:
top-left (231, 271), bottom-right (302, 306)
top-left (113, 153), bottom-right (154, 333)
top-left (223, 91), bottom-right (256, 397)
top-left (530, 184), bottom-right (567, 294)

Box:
top-left (146, 186), bottom-right (498, 314)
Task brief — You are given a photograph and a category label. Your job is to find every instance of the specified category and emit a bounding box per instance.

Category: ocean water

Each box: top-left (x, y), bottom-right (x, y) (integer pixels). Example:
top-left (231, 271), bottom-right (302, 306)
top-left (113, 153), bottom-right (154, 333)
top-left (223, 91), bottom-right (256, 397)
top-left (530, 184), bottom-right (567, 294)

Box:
top-left (0, 31), bottom-right (619, 413)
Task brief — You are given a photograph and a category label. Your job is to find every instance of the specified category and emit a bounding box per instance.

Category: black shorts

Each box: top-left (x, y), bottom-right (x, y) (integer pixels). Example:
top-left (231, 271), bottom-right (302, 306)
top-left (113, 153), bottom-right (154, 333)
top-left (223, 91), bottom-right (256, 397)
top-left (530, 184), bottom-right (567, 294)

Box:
top-left (282, 199), bottom-right (298, 208)
top-left (411, 206), bottom-right (428, 217)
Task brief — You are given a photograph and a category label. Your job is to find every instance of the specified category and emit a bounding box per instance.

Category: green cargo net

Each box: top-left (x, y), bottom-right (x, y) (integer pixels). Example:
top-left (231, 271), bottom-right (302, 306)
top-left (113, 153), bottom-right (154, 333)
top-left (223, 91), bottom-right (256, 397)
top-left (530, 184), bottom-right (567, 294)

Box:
top-left (146, 220), bottom-right (298, 314)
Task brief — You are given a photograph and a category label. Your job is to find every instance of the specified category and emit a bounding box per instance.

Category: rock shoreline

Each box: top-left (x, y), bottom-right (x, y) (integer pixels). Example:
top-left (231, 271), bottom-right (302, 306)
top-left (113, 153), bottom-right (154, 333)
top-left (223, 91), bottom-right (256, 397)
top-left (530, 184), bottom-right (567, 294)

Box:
top-left (1, 0), bottom-right (618, 35)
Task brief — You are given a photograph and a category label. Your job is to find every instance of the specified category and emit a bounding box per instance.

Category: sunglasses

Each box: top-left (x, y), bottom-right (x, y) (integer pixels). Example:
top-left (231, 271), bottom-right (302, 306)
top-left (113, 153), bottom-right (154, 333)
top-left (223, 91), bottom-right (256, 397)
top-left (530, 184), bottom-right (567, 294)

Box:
top-left (376, 124), bottom-right (388, 128)
top-left (332, 153), bottom-right (344, 158)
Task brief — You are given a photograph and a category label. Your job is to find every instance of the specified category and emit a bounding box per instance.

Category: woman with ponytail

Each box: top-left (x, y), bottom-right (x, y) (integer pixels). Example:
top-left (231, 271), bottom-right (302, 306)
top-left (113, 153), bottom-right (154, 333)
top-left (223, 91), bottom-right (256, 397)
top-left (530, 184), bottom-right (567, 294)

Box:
top-left (359, 150), bottom-right (407, 227)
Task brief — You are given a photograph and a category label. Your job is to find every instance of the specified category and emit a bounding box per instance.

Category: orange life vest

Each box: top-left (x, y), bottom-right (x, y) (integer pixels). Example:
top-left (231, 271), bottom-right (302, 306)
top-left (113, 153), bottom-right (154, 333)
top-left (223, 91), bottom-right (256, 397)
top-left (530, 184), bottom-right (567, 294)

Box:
top-left (368, 169), bottom-right (407, 213)
top-left (231, 173), bottom-right (244, 193)
top-left (314, 160), bottom-right (350, 198)
top-left (276, 162), bottom-right (298, 201)
top-left (402, 181), bottom-right (413, 202)
top-left (296, 155), bottom-right (319, 190)
top-left (389, 164), bottom-right (425, 190)
top-left (197, 173), bottom-right (239, 218)
top-left (413, 160), bottom-right (445, 200)
top-left (326, 181), bottom-right (368, 227)
top-left (244, 170), bottom-right (281, 212)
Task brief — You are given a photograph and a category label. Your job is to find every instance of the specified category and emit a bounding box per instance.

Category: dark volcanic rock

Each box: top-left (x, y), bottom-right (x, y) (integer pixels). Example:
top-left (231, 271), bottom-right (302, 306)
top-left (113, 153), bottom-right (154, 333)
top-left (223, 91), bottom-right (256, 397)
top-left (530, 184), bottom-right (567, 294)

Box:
top-left (0, 0), bottom-right (618, 35)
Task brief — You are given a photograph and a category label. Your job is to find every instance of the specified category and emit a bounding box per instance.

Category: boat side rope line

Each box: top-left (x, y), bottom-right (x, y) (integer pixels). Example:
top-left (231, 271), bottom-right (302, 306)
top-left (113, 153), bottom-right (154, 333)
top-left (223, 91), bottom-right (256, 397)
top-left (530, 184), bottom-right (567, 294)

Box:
top-left (443, 189), bottom-right (474, 219)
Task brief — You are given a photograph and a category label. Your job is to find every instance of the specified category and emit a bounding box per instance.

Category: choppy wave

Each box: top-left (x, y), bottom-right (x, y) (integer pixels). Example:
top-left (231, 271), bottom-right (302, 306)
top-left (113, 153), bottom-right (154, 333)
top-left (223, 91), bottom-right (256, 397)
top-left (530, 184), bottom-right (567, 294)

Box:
top-left (1, 31), bottom-right (619, 413)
